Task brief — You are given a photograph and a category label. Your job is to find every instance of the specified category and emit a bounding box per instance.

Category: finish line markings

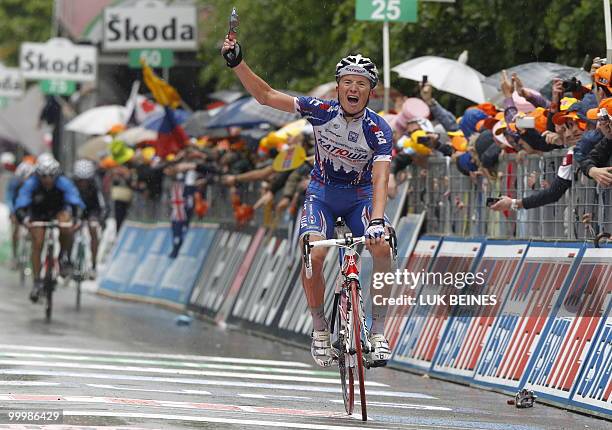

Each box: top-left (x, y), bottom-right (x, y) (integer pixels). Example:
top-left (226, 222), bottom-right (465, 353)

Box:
top-left (0, 351), bottom-right (337, 376)
top-left (0, 344), bottom-right (310, 368)
top-left (0, 359), bottom-right (385, 386)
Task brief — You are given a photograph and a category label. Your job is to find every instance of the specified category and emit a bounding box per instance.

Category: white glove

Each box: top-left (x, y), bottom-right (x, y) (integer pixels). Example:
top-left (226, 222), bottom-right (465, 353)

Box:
top-left (365, 219), bottom-right (385, 239)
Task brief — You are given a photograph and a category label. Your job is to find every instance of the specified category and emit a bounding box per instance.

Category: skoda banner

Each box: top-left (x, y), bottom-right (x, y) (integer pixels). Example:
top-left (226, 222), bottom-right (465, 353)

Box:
top-left (0, 64), bottom-right (25, 98)
top-left (103, 0), bottom-right (197, 51)
top-left (19, 38), bottom-right (97, 82)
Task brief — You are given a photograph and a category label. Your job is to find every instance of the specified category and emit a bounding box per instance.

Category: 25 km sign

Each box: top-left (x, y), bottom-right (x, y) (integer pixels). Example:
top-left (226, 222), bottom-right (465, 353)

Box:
top-left (355, 0), bottom-right (418, 23)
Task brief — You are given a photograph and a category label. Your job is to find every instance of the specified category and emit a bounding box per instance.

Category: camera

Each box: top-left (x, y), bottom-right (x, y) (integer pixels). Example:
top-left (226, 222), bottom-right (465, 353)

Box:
top-left (562, 77), bottom-right (582, 92)
top-left (598, 108), bottom-right (611, 121)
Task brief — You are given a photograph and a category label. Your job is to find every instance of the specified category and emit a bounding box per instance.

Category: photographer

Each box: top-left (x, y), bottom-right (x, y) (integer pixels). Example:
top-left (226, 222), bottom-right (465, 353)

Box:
top-left (580, 98), bottom-right (612, 187)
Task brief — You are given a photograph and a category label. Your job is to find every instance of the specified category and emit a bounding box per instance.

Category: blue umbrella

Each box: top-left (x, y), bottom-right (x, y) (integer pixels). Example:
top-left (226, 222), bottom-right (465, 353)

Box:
top-left (142, 109), bottom-right (191, 131)
top-left (206, 96), bottom-right (299, 129)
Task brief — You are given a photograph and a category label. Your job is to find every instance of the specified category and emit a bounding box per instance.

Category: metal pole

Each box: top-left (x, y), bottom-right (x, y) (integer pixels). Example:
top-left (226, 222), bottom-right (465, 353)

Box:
top-left (382, 20), bottom-right (390, 112)
top-left (163, 67), bottom-right (170, 82)
top-left (605, 0), bottom-right (612, 63)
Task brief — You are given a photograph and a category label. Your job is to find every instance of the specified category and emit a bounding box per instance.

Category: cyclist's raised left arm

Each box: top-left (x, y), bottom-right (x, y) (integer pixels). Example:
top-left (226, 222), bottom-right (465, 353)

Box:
top-left (221, 37), bottom-right (295, 113)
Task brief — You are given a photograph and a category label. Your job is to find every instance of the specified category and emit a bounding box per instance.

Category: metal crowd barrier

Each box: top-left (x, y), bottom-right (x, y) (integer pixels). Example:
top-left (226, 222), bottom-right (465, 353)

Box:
top-left (403, 150), bottom-right (611, 241)
top-left (124, 149), bottom-right (610, 241)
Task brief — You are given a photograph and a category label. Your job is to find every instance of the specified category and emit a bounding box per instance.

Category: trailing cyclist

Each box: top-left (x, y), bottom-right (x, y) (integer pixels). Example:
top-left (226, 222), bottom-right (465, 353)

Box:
top-left (6, 160), bottom-right (36, 269)
top-left (72, 159), bottom-right (108, 279)
top-left (14, 155), bottom-right (85, 302)
top-left (221, 34), bottom-right (394, 367)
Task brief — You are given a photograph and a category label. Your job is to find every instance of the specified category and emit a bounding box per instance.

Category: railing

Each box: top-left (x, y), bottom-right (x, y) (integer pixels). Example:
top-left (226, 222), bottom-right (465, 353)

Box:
top-left (404, 150), bottom-right (611, 241)
top-left (126, 149), bottom-right (611, 241)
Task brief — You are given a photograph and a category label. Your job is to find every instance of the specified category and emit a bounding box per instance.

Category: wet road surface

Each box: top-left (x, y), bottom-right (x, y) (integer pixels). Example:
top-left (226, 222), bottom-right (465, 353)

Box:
top-left (0, 266), bottom-right (608, 429)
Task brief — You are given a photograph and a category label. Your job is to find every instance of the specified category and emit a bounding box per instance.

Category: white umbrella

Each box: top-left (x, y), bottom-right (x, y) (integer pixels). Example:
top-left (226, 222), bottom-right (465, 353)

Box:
top-left (78, 135), bottom-right (111, 160)
top-left (392, 55), bottom-right (495, 103)
top-left (309, 81), bottom-right (337, 98)
top-left (65, 105), bottom-right (128, 135)
top-left (116, 127), bottom-right (157, 145)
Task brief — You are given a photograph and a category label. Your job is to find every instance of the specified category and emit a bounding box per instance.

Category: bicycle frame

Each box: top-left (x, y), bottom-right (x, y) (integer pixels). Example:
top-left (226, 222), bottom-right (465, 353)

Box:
top-left (29, 221), bottom-right (73, 322)
top-left (302, 226), bottom-right (397, 421)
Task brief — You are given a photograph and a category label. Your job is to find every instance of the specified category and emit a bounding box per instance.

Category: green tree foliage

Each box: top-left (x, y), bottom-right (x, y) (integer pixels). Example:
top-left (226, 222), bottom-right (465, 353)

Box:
top-left (197, 0), bottom-right (606, 97)
top-left (0, 0), bottom-right (52, 65)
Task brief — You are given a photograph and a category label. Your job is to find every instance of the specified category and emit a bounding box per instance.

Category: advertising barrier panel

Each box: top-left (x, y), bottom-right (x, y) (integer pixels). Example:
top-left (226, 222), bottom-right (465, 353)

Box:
top-left (523, 247), bottom-right (611, 412)
top-left (473, 243), bottom-right (583, 391)
top-left (392, 238), bottom-right (484, 371)
top-left (189, 229), bottom-right (253, 315)
top-left (431, 242), bottom-right (529, 381)
top-left (100, 222), bottom-right (217, 307)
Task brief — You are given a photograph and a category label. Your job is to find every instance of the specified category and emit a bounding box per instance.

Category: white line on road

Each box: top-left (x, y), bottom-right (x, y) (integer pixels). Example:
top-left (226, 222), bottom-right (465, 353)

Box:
top-left (61, 411), bottom-right (396, 430)
top-left (0, 351), bottom-right (337, 376)
top-left (86, 384), bottom-right (212, 396)
top-left (238, 393), bottom-right (312, 400)
top-left (329, 399), bottom-right (452, 411)
top-left (0, 344), bottom-right (311, 367)
top-left (0, 359), bottom-right (386, 386)
top-left (0, 394), bottom-right (352, 419)
top-left (0, 369), bottom-right (435, 399)
top-left (0, 381), bottom-right (60, 386)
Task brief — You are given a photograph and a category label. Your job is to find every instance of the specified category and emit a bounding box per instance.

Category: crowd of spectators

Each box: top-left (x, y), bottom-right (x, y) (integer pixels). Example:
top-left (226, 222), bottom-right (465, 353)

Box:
top-left (2, 57), bottom-right (611, 254)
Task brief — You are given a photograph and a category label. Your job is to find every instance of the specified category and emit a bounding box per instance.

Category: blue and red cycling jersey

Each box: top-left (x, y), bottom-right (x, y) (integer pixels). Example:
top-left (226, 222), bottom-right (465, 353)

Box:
top-left (294, 96), bottom-right (392, 187)
top-left (293, 96), bottom-right (393, 239)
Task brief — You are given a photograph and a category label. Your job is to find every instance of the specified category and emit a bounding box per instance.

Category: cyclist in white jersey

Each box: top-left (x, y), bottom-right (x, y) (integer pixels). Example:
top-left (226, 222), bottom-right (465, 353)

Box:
top-left (222, 35), bottom-right (393, 367)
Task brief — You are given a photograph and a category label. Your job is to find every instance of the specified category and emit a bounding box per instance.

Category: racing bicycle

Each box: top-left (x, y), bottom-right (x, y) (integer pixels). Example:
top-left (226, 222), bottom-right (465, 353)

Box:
top-left (71, 220), bottom-right (99, 310)
top-left (16, 225), bottom-right (32, 288)
top-left (303, 220), bottom-right (397, 421)
top-left (30, 221), bottom-right (73, 322)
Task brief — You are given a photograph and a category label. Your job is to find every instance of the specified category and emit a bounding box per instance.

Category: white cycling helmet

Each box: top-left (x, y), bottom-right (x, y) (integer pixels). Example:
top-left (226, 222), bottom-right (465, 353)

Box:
top-left (335, 54), bottom-right (379, 88)
top-left (35, 156), bottom-right (61, 177)
top-left (1, 152), bottom-right (16, 166)
top-left (15, 162), bottom-right (35, 179)
top-left (74, 159), bottom-right (96, 180)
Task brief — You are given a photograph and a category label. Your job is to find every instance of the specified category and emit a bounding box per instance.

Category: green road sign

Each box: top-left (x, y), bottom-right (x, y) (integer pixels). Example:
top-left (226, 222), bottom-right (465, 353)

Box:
top-left (128, 49), bottom-right (174, 69)
top-left (40, 80), bottom-right (76, 96)
top-left (355, 0), bottom-right (418, 23)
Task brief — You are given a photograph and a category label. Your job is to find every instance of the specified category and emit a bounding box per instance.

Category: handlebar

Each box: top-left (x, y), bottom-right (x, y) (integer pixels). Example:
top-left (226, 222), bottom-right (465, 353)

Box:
top-left (302, 228), bottom-right (398, 279)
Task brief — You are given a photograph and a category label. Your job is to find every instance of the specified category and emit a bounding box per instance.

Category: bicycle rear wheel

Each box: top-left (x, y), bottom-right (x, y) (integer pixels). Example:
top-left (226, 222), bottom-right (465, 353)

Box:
top-left (75, 243), bottom-right (85, 311)
top-left (336, 291), bottom-right (354, 415)
top-left (350, 280), bottom-right (367, 421)
top-left (43, 247), bottom-right (54, 323)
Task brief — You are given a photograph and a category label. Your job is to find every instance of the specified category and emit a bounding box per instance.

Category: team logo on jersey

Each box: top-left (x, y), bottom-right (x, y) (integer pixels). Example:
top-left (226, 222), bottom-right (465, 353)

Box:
top-left (348, 131), bottom-right (359, 143)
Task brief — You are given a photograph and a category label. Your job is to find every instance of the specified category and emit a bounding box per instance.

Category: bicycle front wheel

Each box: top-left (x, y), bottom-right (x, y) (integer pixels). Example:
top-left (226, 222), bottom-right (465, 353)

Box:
top-left (350, 280), bottom-right (367, 421)
top-left (336, 291), bottom-right (354, 415)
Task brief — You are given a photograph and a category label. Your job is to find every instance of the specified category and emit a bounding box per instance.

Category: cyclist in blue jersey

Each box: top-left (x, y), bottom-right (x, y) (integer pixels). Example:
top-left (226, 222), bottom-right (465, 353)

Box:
top-left (14, 156), bottom-right (85, 302)
top-left (222, 36), bottom-right (393, 367)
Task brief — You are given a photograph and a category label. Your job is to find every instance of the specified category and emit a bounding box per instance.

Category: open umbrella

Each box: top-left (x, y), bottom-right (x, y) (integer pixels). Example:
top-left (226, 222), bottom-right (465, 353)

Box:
top-left (142, 109), bottom-right (191, 131)
top-left (65, 105), bottom-right (128, 135)
top-left (116, 127), bottom-right (157, 145)
top-left (206, 97), bottom-right (299, 129)
top-left (392, 56), bottom-right (494, 103)
top-left (78, 135), bottom-right (111, 159)
top-left (485, 62), bottom-right (591, 100)
top-left (183, 110), bottom-right (215, 137)
top-left (208, 90), bottom-right (244, 104)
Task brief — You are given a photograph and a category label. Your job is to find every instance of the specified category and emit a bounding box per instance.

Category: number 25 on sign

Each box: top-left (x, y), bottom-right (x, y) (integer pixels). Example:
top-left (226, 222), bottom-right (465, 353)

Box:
top-left (355, 0), bottom-right (418, 23)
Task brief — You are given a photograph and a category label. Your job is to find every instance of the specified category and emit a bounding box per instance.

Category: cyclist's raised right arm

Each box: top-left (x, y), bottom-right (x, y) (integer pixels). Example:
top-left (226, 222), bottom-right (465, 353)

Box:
top-left (221, 37), bottom-right (295, 113)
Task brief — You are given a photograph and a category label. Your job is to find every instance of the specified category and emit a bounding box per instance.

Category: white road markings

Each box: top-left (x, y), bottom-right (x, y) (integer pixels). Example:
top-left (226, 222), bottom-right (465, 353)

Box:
top-left (0, 368), bottom-right (434, 399)
top-left (0, 351), bottom-right (337, 376)
top-left (0, 359), bottom-right (387, 386)
top-left (0, 344), bottom-right (310, 367)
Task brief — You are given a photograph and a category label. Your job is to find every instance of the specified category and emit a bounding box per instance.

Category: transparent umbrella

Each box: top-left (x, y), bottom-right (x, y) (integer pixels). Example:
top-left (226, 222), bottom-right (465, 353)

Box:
top-left (392, 55), bottom-right (495, 103)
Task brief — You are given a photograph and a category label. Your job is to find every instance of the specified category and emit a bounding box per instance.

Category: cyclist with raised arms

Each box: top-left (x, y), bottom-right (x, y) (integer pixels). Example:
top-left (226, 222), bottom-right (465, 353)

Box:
top-left (221, 32), bottom-right (393, 367)
top-left (14, 155), bottom-right (85, 302)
